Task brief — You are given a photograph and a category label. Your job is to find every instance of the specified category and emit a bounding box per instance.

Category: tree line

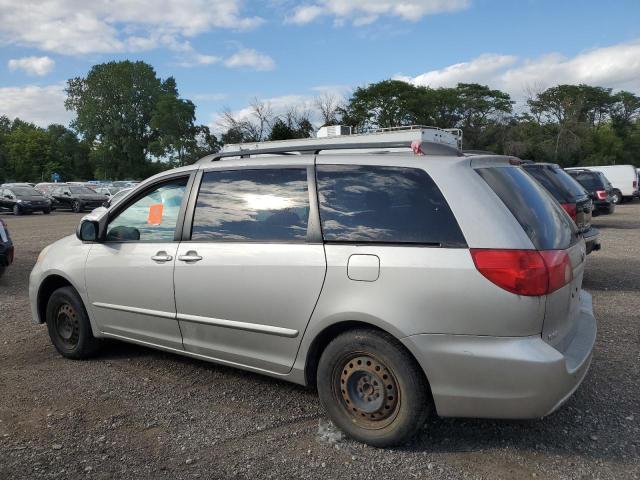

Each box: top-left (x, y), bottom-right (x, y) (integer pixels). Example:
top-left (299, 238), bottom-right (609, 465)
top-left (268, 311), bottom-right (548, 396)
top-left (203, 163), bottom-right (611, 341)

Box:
top-left (1, 61), bottom-right (638, 183)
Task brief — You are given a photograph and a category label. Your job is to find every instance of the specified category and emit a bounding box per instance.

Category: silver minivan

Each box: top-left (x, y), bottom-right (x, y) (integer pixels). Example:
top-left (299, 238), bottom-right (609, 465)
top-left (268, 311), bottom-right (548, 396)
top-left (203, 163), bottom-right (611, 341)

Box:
top-left (29, 129), bottom-right (596, 446)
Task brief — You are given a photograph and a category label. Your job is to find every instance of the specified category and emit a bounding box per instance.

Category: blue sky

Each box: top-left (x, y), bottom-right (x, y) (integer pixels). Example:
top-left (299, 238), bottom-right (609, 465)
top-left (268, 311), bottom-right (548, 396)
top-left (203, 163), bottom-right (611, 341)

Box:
top-left (1, 0), bottom-right (640, 130)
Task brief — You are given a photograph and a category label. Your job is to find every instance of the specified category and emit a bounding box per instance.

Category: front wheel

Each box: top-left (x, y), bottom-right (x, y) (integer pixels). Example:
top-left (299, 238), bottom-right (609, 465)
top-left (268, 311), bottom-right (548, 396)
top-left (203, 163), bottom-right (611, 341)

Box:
top-left (13, 204), bottom-right (21, 216)
top-left (71, 200), bottom-right (83, 213)
top-left (43, 208), bottom-right (51, 214)
top-left (317, 329), bottom-right (432, 447)
top-left (46, 286), bottom-right (100, 359)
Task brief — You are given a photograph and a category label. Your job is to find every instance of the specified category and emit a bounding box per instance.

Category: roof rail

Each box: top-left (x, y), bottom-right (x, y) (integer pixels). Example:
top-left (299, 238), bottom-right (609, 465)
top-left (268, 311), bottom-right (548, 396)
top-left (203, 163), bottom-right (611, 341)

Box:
top-left (198, 126), bottom-right (463, 163)
top-left (199, 140), bottom-right (462, 163)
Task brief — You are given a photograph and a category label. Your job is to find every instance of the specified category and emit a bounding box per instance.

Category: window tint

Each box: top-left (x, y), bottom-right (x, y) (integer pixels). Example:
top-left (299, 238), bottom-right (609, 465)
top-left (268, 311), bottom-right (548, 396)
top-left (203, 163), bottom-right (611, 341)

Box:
top-left (191, 168), bottom-right (310, 242)
top-left (106, 178), bottom-right (187, 242)
top-left (570, 172), bottom-right (604, 190)
top-left (477, 166), bottom-right (577, 250)
top-left (316, 165), bottom-right (466, 247)
top-left (523, 165), bottom-right (585, 201)
top-left (12, 187), bottom-right (42, 196)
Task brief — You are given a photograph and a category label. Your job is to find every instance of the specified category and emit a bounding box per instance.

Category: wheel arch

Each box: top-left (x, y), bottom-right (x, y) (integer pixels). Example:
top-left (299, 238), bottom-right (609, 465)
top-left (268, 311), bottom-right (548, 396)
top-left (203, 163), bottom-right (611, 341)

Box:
top-left (303, 320), bottom-right (432, 402)
top-left (36, 274), bottom-right (76, 324)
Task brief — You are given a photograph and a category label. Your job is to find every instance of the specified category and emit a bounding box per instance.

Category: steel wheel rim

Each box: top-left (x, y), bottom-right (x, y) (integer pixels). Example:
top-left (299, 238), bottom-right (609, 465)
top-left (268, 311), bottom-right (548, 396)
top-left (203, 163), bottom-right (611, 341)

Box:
top-left (335, 353), bottom-right (400, 430)
top-left (55, 303), bottom-right (79, 348)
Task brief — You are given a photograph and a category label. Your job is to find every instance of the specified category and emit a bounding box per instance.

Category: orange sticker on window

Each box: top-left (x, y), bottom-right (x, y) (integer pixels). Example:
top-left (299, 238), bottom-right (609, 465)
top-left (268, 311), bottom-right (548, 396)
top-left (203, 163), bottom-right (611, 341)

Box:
top-left (147, 203), bottom-right (164, 225)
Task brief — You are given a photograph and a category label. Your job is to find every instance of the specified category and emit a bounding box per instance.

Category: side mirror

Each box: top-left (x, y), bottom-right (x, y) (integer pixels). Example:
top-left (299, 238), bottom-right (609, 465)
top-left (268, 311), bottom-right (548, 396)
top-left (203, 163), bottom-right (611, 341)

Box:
top-left (64, 192), bottom-right (71, 196)
top-left (77, 220), bottom-right (99, 242)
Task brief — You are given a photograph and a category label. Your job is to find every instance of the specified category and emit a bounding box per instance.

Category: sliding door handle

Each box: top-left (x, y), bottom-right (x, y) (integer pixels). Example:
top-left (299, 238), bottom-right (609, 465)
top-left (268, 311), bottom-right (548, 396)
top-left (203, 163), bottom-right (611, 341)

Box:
top-left (151, 251), bottom-right (173, 263)
top-left (178, 251), bottom-right (203, 263)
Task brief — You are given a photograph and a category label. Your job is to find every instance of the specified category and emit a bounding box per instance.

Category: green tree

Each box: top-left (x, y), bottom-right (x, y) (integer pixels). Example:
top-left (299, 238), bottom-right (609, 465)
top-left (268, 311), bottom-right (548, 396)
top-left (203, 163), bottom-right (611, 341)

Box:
top-left (65, 61), bottom-right (165, 179)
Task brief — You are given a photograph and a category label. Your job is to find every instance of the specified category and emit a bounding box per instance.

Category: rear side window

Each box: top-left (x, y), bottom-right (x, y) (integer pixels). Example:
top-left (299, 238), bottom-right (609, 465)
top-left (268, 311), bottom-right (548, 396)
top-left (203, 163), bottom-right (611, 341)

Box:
top-left (523, 165), bottom-right (585, 201)
top-left (477, 166), bottom-right (577, 250)
top-left (191, 168), bottom-right (310, 242)
top-left (316, 165), bottom-right (466, 247)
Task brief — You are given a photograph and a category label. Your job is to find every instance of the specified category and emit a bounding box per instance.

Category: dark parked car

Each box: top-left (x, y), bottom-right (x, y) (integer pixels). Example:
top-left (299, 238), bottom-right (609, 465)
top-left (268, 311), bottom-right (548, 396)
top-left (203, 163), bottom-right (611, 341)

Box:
top-left (50, 185), bottom-right (108, 213)
top-left (566, 169), bottom-right (615, 215)
top-left (522, 163), bottom-right (601, 254)
top-left (0, 185), bottom-right (52, 215)
top-left (0, 218), bottom-right (13, 277)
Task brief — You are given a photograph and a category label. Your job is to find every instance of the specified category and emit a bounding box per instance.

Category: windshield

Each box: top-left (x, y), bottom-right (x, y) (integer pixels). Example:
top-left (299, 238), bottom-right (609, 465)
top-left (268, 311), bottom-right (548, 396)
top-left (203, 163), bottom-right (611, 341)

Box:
top-left (70, 187), bottom-right (96, 195)
top-left (12, 187), bottom-right (42, 196)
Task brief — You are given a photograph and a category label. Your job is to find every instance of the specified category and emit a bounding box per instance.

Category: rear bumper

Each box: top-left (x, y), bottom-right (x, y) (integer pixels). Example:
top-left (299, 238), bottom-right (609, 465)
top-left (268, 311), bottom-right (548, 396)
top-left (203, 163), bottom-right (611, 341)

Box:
top-left (401, 290), bottom-right (596, 419)
top-left (0, 244), bottom-right (14, 266)
top-left (582, 227), bottom-right (601, 254)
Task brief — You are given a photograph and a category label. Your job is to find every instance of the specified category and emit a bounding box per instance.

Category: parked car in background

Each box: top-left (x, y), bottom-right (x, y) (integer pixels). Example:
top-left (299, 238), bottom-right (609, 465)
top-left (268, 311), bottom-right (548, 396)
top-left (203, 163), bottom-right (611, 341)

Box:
top-left (566, 169), bottom-right (615, 215)
top-left (0, 185), bottom-right (52, 215)
top-left (93, 186), bottom-right (120, 198)
top-left (0, 218), bottom-right (13, 277)
top-left (30, 129), bottom-right (597, 447)
top-left (522, 163), bottom-right (600, 254)
top-left (90, 188), bottom-right (133, 214)
top-left (566, 165), bottom-right (638, 204)
top-left (35, 183), bottom-right (64, 196)
top-left (50, 185), bottom-right (108, 213)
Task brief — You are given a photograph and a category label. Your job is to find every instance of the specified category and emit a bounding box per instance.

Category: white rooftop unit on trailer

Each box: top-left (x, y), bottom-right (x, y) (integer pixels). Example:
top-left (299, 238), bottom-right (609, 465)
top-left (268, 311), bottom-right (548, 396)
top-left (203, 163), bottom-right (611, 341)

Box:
top-left (219, 126), bottom-right (463, 157)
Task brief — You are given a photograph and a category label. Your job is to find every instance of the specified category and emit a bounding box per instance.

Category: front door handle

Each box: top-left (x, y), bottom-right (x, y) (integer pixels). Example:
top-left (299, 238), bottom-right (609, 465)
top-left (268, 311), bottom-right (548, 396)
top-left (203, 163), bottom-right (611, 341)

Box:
top-left (151, 251), bottom-right (173, 263)
top-left (178, 251), bottom-right (203, 263)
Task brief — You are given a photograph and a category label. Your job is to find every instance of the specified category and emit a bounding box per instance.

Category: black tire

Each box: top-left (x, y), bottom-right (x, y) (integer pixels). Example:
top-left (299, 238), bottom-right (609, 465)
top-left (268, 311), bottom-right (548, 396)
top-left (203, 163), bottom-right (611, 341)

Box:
top-left (611, 189), bottom-right (622, 205)
top-left (317, 329), bottom-right (432, 447)
top-left (0, 266), bottom-right (5, 278)
top-left (43, 208), bottom-right (51, 214)
top-left (71, 200), bottom-right (83, 213)
top-left (13, 204), bottom-right (21, 216)
top-left (46, 286), bottom-right (100, 359)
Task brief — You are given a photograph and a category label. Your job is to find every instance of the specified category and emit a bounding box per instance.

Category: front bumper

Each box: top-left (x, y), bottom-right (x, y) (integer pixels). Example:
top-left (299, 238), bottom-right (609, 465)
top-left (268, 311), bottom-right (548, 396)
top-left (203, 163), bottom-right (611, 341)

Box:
top-left (401, 290), bottom-right (597, 419)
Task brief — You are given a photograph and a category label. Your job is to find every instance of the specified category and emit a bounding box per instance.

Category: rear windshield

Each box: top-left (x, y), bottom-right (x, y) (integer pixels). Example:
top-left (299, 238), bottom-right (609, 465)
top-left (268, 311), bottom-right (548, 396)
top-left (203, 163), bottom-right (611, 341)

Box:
top-left (569, 171), bottom-right (604, 190)
top-left (523, 165), bottom-right (586, 202)
top-left (477, 166), bottom-right (577, 250)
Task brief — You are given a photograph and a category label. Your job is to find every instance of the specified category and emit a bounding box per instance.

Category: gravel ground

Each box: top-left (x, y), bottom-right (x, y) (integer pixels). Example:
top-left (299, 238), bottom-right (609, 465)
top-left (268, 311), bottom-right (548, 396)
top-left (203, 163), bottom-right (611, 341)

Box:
top-left (0, 206), bottom-right (638, 480)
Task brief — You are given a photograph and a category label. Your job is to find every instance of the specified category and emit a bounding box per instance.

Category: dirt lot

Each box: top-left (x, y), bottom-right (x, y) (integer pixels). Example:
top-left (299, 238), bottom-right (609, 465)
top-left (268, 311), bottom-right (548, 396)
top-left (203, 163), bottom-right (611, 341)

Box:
top-left (0, 206), bottom-right (639, 480)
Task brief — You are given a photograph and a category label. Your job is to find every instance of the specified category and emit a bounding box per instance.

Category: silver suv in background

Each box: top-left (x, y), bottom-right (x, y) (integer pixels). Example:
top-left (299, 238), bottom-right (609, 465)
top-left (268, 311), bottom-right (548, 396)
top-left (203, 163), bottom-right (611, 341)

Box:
top-left (29, 128), bottom-right (596, 447)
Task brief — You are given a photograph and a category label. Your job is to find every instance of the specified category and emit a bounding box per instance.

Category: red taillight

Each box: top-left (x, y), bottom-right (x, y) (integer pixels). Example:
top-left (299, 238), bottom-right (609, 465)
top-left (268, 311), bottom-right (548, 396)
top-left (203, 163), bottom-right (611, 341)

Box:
top-left (540, 250), bottom-right (573, 293)
top-left (471, 249), bottom-right (573, 296)
top-left (595, 190), bottom-right (607, 200)
top-left (560, 203), bottom-right (577, 221)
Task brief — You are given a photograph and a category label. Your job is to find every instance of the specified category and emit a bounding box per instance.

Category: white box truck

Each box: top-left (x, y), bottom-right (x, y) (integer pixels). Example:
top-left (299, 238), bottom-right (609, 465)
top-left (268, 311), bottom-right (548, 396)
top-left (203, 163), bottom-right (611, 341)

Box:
top-left (566, 165), bottom-right (638, 203)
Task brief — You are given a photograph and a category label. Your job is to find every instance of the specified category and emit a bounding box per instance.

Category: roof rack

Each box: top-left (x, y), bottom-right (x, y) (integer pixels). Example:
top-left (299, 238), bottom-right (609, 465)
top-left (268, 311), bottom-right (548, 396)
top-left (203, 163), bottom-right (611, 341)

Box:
top-left (198, 126), bottom-right (463, 163)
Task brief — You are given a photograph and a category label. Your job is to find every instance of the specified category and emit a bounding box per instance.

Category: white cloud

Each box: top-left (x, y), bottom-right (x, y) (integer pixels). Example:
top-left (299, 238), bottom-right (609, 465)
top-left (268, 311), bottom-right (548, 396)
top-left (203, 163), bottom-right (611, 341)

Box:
top-left (0, 0), bottom-right (263, 55)
top-left (286, 0), bottom-right (470, 25)
top-left (0, 84), bottom-right (72, 127)
top-left (398, 40), bottom-right (640, 100)
top-left (224, 49), bottom-right (275, 71)
top-left (8, 56), bottom-right (55, 76)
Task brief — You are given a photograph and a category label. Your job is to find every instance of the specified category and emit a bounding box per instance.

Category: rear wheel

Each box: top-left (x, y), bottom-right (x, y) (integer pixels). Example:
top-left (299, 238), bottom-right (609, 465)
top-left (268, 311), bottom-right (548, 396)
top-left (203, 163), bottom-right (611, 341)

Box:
top-left (317, 329), bottom-right (432, 447)
top-left (611, 189), bottom-right (622, 205)
top-left (46, 286), bottom-right (100, 359)
top-left (42, 208), bottom-right (51, 214)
